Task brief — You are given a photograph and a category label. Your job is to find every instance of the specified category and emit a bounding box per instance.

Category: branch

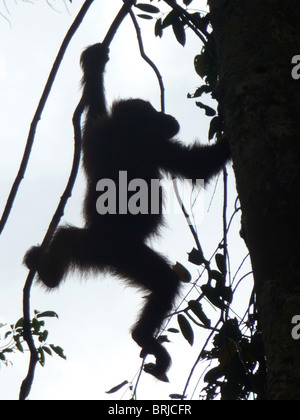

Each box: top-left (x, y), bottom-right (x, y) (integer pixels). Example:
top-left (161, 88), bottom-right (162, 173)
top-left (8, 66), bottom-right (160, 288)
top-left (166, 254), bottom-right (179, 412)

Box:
top-left (163, 0), bottom-right (208, 45)
top-left (103, 0), bottom-right (137, 46)
top-left (18, 0), bottom-right (96, 400)
top-left (172, 179), bottom-right (210, 270)
top-left (19, 97), bottom-right (85, 402)
top-left (18, 270), bottom-right (38, 401)
top-left (222, 168), bottom-right (228, 279)
top-left (127, 8), bottom-right (165, 112)
top-left (0, 0), bottom-right (96, 237)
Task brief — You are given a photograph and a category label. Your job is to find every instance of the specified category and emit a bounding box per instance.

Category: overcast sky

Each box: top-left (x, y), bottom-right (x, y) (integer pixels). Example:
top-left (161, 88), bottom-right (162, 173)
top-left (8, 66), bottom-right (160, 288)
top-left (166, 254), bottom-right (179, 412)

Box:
top-left (0, 0), bottom-right (251, 400)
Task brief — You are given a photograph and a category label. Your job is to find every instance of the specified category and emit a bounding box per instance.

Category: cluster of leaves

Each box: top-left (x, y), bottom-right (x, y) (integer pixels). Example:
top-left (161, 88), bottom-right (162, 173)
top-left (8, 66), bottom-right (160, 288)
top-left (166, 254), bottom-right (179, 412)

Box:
top-left (135, 1), bottom-right (223, 143)
top-left (178, 252), bottom-right (231, 330)
top-left (170, 249), bottom-right (266, 401)
top-left (201, 320), bottom-right (266, 400)
top-left (135, 1), bottom-right (205, 47)
top-left (107, 242), bottom-right (263, 400)
top-left (0, 310), bottom-right (66, 368)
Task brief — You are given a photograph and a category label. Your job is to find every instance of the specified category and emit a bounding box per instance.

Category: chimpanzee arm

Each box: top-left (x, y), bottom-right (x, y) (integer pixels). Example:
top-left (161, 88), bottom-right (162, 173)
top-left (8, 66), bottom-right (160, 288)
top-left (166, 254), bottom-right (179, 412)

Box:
top-left (80, 43), bottom-right (110, 119)
top-left (159, 136), bottom-right (231, 182)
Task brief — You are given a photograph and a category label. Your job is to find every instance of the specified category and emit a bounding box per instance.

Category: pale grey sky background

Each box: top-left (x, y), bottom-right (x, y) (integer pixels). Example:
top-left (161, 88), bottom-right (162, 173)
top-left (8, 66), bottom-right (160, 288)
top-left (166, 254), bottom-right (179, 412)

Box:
top-left (0, 0), bottom-right (251, 400)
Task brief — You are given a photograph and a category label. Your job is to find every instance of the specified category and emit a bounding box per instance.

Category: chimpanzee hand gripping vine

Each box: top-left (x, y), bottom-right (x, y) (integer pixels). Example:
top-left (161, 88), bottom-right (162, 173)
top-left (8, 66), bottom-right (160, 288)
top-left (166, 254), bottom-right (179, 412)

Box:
top-left (25, 44), bottom-right (230, 380)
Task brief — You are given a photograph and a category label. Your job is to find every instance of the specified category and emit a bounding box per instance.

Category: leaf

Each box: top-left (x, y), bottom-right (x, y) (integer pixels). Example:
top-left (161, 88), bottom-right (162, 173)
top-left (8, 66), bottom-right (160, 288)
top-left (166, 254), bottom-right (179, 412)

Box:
top-left (173, 262), bottom-right (192, 283)
top-left (38, 330), bottom-right (49, 343)
top-left (4, 331), bottom-right (12, 339)
top-left (187, 85), bottom-right (212, 99)
top-left (106, 380), bottom-right (129, 394)
top-left (177, 314), bottom-right (194, 346)
top-left (194, 54), bottom-right (207, 78)
top-left (14, 335), bottom-right (24, 353)
top-left (162, 11), bottom-right (178, 29)
top-left (50, 345), bottom-right (67, 360)
top-left (209, 270), bottom-right (224, 284)
top-left (170, 393), bottom-right (187, 400)
top-left (188, 300), bottom-right (211, 328)
top-left (31, 317), bottom-right (42, 333)
top-left (209, 116), bottom-right (222, 141)
top-left (144, 363), bottom-right (169, 382)
top-left (215, 253), bottom-right (226, 274)
top-left (172, 19), bottom-right (186, 47)
top-left (155, 18), bottom-right (163, 38)
top-left (188, 248), bottom-right (205, 266)
top-left (42, 346), bottom-right (53, 356)
top-left (135, 3), bottom-right (160, 13)
top-left (137, 14), bottom-right (153, 20)
top-left (157, 335), bottom-right (170, 344)
top-left (38, 348), bottom-right (46, 367)
top-left (204, 366), bottom-right (224, 383)
top-left (218, 341), bottom-right (237, 369)
top-left (2, 348), bottom-right (13, 354)
top-left (195, 101), bottom-right (216, 116)
top-left (201, 284), bottom-right (226, 310)
top-left (191, 13), bottom-right (211, 34)
top-left (167, 328), bottom-right (180, 334)
top-left (15, 318), bottom-right (24, 329)
top-left (36, 311), bottom-right (59, 319)
top-left (217, 286), bottom-right (233, 303)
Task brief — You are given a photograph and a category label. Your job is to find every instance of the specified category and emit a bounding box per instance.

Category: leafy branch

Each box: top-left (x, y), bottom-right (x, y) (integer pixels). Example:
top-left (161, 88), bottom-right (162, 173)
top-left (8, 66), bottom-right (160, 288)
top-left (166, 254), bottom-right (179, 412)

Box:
top-left (0, 311), bottom-right (65, 372)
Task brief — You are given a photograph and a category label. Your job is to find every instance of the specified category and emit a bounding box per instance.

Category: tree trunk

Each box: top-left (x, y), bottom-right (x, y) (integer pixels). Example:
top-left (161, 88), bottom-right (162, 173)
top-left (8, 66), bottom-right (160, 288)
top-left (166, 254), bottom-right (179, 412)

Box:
top-left (208, 0), bottom-right (300, 400)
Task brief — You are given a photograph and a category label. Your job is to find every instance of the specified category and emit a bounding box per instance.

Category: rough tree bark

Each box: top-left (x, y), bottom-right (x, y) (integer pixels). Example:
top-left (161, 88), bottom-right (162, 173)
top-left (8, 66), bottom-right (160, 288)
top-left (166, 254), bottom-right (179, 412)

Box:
top-left (208, 0), bottom-right (300, 400)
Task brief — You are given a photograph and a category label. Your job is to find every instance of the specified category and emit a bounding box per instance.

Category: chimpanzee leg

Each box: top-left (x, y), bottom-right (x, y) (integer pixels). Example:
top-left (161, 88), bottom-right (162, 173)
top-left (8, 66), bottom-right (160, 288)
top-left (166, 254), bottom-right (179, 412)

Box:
top-left (104, 240), bottom-right (180, 377)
